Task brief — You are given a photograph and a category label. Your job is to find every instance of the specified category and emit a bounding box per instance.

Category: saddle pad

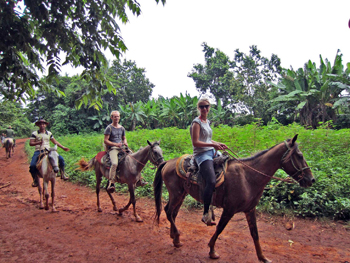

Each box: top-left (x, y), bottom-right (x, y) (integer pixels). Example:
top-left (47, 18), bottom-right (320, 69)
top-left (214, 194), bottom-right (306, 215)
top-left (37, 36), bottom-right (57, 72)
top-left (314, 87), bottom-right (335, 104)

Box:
top-left (175, 154), bottom-right (226, 188)
top-left (96, 151), bottom-right (107, 164)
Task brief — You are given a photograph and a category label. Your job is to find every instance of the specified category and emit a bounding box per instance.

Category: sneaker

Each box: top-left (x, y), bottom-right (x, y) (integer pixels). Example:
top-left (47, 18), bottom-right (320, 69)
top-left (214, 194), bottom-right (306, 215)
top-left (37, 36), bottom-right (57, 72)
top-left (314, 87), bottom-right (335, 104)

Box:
top-left (107, 182), bottom-right (115, 193)
top-left (201, 213), bottom-right (216, 226)
top-left (136, 178), bottom-right (148, 187)
top-left (61, 173), bottom-right (69, 181)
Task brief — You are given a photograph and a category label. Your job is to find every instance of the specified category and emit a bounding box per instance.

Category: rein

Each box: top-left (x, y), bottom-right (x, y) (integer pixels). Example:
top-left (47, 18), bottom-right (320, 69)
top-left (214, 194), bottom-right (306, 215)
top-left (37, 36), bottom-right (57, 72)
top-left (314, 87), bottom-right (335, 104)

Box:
top-left (119, 145), bottom-right (162, 168)
top-left (223, 143), bottom-right (302, 184)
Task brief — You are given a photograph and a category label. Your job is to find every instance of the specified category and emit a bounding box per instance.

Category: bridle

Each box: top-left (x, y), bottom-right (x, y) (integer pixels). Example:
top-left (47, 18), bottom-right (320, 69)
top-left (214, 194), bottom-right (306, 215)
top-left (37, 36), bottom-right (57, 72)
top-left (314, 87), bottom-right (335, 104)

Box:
top-left (280, 141), bottom-right (311, 182)
top-left (148, 144), bottom-right (164, 166)
top-left (120, 144), bottom-right (164, 167)
top-left (225, 140), bottom-right (310, 184)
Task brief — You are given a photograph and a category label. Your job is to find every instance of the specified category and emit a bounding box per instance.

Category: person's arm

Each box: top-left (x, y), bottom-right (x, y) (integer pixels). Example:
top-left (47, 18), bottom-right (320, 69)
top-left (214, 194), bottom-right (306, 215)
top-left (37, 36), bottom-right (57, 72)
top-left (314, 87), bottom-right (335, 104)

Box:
top-left (191, 123), bottom-right (227, 150)
top-left (51, 138), bottom-right (69, 151)
top-left (122, 135), bottom-right (128, 146)
top-left (104, 134), bottom-right (123, 148)
top-left (29, 139), bottom-right (42, 147)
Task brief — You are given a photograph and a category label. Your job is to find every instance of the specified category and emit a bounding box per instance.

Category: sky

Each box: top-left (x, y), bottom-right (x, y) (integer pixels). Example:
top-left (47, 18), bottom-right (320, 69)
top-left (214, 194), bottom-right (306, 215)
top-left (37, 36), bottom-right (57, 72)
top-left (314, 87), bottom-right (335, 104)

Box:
top-left (62, 0), bottom-right (350, 99)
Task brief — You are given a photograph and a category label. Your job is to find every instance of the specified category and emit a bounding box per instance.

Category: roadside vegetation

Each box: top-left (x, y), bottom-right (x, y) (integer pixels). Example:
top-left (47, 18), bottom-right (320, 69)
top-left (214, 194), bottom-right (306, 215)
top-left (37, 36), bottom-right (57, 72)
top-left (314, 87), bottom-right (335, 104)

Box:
top-left (24, 123), bottom-right (350, 220)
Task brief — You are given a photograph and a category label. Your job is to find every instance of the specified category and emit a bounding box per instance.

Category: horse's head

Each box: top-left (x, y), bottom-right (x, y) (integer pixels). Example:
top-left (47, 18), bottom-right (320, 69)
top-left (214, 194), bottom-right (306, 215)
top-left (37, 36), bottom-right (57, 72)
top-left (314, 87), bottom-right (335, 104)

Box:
top-left (48, 144), bottom-right (60, 173)
top-left (281, 134), bottom-right (315, 188)
top-left (147, 140), bottom-right (164, 166)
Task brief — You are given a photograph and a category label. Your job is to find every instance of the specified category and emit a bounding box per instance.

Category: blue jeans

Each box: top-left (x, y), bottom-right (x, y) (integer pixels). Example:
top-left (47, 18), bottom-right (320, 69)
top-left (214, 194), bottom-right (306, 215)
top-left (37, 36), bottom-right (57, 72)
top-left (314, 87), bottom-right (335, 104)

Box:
top-left (29, 150), bottom-right (65, 178)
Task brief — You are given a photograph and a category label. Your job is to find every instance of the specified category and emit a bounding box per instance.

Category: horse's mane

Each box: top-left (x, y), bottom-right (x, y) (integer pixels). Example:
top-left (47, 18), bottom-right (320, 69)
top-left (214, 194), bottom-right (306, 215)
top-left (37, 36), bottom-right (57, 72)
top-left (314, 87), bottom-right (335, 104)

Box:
top-left (232, 139), bottom-right (297, 164)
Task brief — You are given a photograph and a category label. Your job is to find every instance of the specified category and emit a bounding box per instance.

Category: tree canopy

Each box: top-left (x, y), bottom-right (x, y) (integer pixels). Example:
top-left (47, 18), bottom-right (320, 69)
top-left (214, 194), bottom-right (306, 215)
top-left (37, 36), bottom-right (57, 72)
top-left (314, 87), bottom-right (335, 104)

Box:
top-left (0, 0), bottom-right (165, 104)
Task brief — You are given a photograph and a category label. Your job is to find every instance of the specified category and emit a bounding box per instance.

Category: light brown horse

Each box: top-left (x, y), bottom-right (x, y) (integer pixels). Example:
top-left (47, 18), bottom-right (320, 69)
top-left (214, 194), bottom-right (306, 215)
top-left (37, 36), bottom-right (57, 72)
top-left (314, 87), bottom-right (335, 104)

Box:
top-left (4, 138), bottom-right (14, 158)
top-left (36, 145), bottom-right (60, 212)
top-left (154, 135), bottom-right (315, 262)
top-left (77, 140), bottom-right (164, 222)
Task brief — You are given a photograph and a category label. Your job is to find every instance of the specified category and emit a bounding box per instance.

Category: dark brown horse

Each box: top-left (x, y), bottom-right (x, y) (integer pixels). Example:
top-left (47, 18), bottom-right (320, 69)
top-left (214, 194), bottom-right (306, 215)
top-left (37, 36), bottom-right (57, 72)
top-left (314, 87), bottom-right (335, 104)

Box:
top-left (78, 140), bottom-right (163, 222)
top-left (4, 138), bottom-right (14, 159)
top-left (154, 135), bottom-right (315, 262)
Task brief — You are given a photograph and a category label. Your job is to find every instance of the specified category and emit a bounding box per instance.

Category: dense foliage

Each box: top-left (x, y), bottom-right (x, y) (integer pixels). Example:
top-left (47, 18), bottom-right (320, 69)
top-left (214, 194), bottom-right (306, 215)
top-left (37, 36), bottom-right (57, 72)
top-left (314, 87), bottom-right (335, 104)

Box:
top-left (25, 124), bottom-right (350, 220)
top-left (0, 0), bottom-right (165, 105)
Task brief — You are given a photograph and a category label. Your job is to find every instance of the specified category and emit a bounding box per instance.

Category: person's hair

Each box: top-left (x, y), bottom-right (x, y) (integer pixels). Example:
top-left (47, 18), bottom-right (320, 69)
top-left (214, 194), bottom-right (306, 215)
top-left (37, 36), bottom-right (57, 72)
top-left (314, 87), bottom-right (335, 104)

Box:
top-left (197, 98), bottom-right (210, 113)
top-left (110, 110), bottom-right (120, 117)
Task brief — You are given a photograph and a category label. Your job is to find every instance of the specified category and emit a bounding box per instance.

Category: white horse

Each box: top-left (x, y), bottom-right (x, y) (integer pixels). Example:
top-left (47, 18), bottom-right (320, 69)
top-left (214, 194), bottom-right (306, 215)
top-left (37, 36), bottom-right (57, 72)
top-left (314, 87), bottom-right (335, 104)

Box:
top-left (36, 145), bottom-right (60, 212)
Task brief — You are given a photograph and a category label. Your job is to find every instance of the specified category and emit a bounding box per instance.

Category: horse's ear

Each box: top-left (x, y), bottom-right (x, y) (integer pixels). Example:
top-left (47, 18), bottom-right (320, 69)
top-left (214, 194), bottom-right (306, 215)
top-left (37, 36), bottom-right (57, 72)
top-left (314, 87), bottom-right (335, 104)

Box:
top-left (158, 139), bottom-right (161, 145)
top-left (147, 140), bottom-right (151, 146)
top-left (291, 134), bottom-right (298, 146)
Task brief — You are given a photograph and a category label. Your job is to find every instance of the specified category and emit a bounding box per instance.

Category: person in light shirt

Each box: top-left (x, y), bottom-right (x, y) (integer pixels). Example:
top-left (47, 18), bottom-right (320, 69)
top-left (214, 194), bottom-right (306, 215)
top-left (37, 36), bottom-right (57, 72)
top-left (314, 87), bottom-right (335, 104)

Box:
top-left (29, 119), bottom-right (70, 187)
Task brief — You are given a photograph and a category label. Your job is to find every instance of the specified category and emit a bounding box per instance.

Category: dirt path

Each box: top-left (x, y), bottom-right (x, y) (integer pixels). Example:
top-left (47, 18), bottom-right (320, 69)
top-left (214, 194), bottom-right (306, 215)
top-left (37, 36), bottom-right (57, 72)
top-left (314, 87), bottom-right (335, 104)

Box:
top-left (0, 138), bottom-right (349, 263)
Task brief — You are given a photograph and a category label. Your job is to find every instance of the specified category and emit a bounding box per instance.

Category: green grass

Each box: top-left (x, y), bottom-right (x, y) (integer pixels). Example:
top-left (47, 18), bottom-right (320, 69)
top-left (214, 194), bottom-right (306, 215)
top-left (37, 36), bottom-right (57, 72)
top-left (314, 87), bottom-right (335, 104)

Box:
top-left (24, 124), bottom-right (350, 220)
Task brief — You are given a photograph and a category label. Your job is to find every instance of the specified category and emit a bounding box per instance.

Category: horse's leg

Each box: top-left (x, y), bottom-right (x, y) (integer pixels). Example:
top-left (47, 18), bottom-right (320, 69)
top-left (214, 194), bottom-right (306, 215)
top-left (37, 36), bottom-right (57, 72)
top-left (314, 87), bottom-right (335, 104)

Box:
top-left (165, 190), bottom-right (187, 247)
top-left (38, 177), bottom-right (44, 209)
top-left (43, 179), bottom-right (50, 210)
top-left (95, 167), bottom-right (103, 212)
top-left (51, 177), bottom-right (57, 212)
top-left (119, 184), bottom-right (143, 222)
top-left (245, 208), bottom-right (271, 263)
top-left (101, 167), bottom-right (118, 212)
top-left (208, 209), bottom-right (235, 259)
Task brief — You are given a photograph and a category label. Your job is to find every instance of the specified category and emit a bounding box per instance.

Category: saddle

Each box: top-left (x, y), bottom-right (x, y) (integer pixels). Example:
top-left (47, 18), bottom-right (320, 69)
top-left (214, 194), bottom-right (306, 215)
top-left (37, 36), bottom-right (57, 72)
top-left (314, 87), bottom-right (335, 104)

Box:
top-left (175, 153), bottom-right (229, 188)
top-left (95, 147), bottom-right (131, 170)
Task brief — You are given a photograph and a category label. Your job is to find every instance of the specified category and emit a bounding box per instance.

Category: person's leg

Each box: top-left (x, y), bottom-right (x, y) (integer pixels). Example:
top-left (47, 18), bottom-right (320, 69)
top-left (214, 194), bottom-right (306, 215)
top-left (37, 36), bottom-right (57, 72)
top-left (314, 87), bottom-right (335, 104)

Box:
top-left (107, 148), bottom-right (119, 192)
top-left (58, 155), bottom-right (69, 180)
top-left (200, 159), bottom-right (216, 225)
top-left (29, 151), bottom-right (40, 187)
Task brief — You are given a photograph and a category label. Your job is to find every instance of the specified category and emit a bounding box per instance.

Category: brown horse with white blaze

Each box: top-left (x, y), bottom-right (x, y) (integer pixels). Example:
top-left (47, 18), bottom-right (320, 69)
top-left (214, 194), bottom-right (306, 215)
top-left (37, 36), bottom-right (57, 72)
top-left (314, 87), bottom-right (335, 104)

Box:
top-left (77, 140), bottom-right (164, 222)
top-left (154, 135), bottom-right (315, 262)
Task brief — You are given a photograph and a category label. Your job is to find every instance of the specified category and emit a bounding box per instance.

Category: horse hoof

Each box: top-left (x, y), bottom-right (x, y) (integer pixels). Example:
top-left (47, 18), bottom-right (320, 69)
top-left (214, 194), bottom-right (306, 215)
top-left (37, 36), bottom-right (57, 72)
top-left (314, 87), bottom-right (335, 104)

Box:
top-left (259, 257), bottom-right (272, 263)
top-left (209, 251), bottom-right (220, 259)
top-left (135, 217), bottom-right (143, 223)
top-left (45, 206), bottom-right (49, 210)
top-left (98, 208), bottom-right (102, 212)
top-left (113, 206), bottom-right (118, 211)
top-left (39, 206), bottom-right (44, 210)
top-left (173, 241), bottom-right (183, 248)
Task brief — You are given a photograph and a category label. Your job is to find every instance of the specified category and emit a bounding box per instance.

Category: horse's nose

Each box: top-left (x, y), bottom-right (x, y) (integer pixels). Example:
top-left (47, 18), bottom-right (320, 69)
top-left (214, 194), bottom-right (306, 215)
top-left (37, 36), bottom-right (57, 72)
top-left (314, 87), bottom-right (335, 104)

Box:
top-left (54, 167), bottom-right (59, 173)
top-left (311, 178), bottom-right (316, 183)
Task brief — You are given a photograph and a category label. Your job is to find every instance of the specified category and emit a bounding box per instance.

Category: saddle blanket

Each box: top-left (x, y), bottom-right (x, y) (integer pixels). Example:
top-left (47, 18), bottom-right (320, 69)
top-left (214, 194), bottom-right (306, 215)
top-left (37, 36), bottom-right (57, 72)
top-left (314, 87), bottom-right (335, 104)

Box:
top-left (175, 154), bottom-right (228, 188)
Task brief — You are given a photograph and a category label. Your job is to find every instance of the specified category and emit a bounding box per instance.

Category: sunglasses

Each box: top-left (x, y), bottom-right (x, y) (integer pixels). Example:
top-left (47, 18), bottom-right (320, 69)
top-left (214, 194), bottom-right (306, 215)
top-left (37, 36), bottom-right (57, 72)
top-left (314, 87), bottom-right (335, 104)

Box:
top-left (199, 105), bottom-right (210, 109)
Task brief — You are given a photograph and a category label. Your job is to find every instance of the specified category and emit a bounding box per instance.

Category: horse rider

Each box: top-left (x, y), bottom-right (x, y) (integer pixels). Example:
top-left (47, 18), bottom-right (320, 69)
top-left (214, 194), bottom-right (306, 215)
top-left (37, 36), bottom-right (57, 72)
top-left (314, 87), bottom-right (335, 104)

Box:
top-left (190, 98), bottom-right (228, 226)
top-left (103, 111), bottom-right (149, 193)
top-left (103, 110), bottom-right (129, 193)
top-left (29, 119), bottom-right (69, 187)
top-left (6, 126), bottom-right (16, 147)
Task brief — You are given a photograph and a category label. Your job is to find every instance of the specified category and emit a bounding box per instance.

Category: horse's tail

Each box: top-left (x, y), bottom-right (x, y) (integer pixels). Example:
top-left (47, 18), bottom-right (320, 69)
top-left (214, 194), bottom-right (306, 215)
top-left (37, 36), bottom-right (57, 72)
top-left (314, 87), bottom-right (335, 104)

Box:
top-left (75, 157), bottom-right (96, 171)
top-left (154, 161), bottom-right (167, 225)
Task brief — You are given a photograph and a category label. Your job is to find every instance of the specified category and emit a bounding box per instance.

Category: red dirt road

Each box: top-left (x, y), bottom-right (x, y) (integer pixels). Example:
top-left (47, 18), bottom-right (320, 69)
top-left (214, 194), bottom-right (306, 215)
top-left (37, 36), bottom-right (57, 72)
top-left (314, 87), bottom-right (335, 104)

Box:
top-left (0, 138), bottom-right (349, 263)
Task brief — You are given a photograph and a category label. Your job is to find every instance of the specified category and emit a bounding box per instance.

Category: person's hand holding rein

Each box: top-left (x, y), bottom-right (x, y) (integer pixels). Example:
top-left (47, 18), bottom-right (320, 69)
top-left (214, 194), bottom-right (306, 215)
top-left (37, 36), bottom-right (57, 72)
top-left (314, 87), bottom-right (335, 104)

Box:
top-left (213, 142), bottom-right (228, 151)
